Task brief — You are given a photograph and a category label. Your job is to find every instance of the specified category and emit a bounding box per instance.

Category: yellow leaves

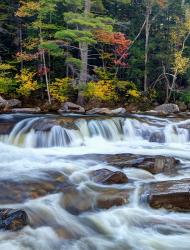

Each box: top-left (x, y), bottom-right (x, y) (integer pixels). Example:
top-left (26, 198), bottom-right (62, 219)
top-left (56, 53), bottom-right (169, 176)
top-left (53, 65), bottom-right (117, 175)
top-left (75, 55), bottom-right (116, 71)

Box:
top-left (49, 78), bottom-right (73, 102)
top-left (15, 68), bottom-right (39, 96)
top-left (0, 64), bottom-right (15, 71)
top-left (173, 51), bottom-right (189, 74)
top-left (85, 80), bottom-right (117, 102)
top-left (128, 89), bottom-right (140, 98)
top-left (16, 1), bottom-right (40, 17)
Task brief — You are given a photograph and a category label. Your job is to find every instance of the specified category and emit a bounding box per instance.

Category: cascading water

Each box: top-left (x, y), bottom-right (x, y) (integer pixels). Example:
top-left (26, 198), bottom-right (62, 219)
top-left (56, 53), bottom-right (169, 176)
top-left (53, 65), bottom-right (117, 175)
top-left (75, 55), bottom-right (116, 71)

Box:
top-left (2, 115), bottom-right (190, 148)
top-left (1, 114), bottom-right (190, 250)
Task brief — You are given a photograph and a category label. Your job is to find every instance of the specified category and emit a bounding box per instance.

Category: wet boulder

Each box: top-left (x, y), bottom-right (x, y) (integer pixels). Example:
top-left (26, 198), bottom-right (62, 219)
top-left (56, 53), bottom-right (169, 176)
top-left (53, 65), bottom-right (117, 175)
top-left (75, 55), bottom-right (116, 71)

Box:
top-left (96, 188), bottom-right (131, 209)
top-left (130, 156), bottom-right (180, 175)
top-left (103, 154), bottom-right (179, 175)
top-left (154, 104), bottom-right (179, 114)
top-left (90, 169), bottom-right (128, 184)
top-left (0, 209), bottom-right (28, 231)
top-left (59, 102), bottom-right (85, 114)
top-left (143, 179), bottom-right (190, 211)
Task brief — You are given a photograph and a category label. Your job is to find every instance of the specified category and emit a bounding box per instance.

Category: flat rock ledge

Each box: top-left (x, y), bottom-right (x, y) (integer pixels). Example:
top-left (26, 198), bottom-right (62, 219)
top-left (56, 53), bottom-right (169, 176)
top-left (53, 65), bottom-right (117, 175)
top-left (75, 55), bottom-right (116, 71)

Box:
top-left (143, 179), bottom-right (190, 211)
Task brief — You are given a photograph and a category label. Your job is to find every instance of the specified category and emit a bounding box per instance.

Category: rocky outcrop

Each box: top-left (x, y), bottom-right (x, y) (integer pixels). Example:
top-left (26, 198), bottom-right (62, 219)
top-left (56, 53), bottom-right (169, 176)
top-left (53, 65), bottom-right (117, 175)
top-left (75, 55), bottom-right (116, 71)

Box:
top-left (11, 107), bottom-right (41, 113)
top-left (59, 102), bottom-right (85, 114)
top-left (86, 107), bottom-right (126, 115)
top-left (90, 169), bottom-right (128, 184)
top-left (144, 179), bottom-right (190, 211)
top-left (0, 209), bottom-right (28, 231)
top-left (154, 104), bottom-right (179, 114)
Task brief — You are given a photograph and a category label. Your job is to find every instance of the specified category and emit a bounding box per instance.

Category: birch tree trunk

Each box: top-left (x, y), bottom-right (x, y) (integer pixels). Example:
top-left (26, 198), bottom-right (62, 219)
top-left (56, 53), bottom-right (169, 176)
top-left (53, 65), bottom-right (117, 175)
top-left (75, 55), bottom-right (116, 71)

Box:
top-left (144, 1), bottom-right (151, 92)
top-left (79, 0), bottom-right (91, 85)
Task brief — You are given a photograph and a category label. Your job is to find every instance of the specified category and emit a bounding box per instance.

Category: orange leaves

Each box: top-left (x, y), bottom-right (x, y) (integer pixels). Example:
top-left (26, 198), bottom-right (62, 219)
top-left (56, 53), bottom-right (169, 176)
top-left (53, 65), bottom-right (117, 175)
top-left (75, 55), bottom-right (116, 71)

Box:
top-left (16, 52), bottom-right (39, 61)
top-left (16, 1), bottom-right (40, 17)
top-left (94, 30), bottom-right (131, 67)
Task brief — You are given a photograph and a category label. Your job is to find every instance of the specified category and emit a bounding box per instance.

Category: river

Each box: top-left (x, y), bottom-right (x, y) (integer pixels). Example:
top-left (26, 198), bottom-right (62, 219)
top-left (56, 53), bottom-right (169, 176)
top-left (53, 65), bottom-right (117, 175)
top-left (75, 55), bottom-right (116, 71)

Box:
top-left (0, 113), bottom-right (190, 250)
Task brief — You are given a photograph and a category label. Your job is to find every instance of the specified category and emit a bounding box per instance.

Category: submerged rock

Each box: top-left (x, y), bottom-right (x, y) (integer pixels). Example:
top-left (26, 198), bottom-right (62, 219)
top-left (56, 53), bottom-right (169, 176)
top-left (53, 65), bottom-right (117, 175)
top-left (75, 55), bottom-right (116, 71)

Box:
top-left (61, 185), bottom-right (132, 214)
top-left (0, 209), bottom-right (28, 231)
top-left (59, 102), bottom-right (85, 114)
top-left (90, 169), bottom-right (128, 184)
top-left (144, 179), bottom-right (190, 211)
top-left (0, 171), bottom-right (71, 204)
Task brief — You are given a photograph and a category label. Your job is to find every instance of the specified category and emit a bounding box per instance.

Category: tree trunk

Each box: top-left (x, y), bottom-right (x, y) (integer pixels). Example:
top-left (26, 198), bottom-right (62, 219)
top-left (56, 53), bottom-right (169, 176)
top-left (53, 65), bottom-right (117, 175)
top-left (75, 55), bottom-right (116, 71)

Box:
top-left (144, 1), bottom-right (151, 92)
top-left (79, 0), bottom-right (91, 85)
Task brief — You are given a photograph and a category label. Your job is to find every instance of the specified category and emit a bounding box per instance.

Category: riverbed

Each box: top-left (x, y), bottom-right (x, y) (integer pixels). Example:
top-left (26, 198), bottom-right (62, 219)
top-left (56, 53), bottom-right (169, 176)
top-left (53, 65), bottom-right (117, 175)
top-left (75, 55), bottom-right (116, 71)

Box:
top-left (0, 113), bottom-right (190, 250)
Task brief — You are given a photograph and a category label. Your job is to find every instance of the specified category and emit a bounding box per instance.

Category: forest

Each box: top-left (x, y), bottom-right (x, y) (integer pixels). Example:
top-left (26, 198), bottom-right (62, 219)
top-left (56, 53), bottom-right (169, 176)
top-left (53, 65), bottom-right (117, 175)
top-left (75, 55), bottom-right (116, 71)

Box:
top-left (1, 0), bottom-right (190, 111)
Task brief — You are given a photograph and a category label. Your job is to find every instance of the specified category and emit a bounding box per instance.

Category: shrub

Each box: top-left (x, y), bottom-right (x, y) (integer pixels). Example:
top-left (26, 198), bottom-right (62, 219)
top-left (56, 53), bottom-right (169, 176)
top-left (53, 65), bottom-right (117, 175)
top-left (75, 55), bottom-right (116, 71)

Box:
top-left (0, 77), bottom-right (18, 95)
top-left (84, 80), bottom-right (118, 102)
top-left (179, 90), bottom-right (190, 103)
top-left (15, 68), bottom-right (39, 96)
top-left (49, 77), bottom-right (76, 102)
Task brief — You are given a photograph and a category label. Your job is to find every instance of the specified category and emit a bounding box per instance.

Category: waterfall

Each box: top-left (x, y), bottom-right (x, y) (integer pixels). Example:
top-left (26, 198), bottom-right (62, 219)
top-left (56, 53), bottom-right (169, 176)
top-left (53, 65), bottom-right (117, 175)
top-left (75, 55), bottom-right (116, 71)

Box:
top-left (1, 115), bottom-right (190, 148)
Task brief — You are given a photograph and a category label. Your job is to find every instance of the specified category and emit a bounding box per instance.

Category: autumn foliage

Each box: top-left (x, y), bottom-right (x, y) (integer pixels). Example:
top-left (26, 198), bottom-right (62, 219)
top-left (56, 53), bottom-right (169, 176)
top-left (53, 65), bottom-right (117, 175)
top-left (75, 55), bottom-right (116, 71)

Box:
top-left (94, 30), bottom-right (131, 67)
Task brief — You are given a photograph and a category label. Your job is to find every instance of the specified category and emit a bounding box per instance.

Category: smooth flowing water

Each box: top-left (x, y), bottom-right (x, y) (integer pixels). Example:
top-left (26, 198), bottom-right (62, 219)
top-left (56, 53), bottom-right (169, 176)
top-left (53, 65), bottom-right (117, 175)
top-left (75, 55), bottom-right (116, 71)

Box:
top-left (0, 113), bottom-right (190, 250)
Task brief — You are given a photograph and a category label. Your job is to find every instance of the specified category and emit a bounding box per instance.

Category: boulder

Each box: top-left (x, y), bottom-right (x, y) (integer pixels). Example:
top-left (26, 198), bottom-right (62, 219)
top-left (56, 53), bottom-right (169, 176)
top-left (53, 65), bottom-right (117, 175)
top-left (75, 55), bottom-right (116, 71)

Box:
top-left (90, 169), bottom-right (128, 184)
top-left (11, 107), bottom-right (41, 113)
top-left (0, 209), bottom-right (28, 231)
top-left (154, 104), bottom-right (179, 114)
top-left (96, 188), bottom-right (131, 209)
top-left (86, 108), bottom-right (112, 115)
top-left (59, 102), bottom-right (85, 114)
top-left (111, 107), bottom-right (127, 115)
top-left (143, 179), bottom-right (190, 211)
top-left (6, 99), bottom-right (21, 109)
top-left (122, 155), bottom-right (179, 175)
top-left (0, 96), bottom-right (7, 110)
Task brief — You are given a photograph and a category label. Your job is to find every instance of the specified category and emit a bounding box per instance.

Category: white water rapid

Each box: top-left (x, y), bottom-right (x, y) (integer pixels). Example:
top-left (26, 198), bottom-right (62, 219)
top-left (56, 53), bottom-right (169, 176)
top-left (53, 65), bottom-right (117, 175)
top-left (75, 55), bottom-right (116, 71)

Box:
top-left (0, 113), bottom-right (190, 250)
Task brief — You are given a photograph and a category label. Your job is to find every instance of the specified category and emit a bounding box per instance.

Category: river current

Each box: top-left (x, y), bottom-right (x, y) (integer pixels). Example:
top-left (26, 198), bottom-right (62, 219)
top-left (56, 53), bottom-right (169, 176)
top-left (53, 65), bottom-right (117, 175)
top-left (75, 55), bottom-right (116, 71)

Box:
top-left (0, 113), bottom-right (190, 250)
